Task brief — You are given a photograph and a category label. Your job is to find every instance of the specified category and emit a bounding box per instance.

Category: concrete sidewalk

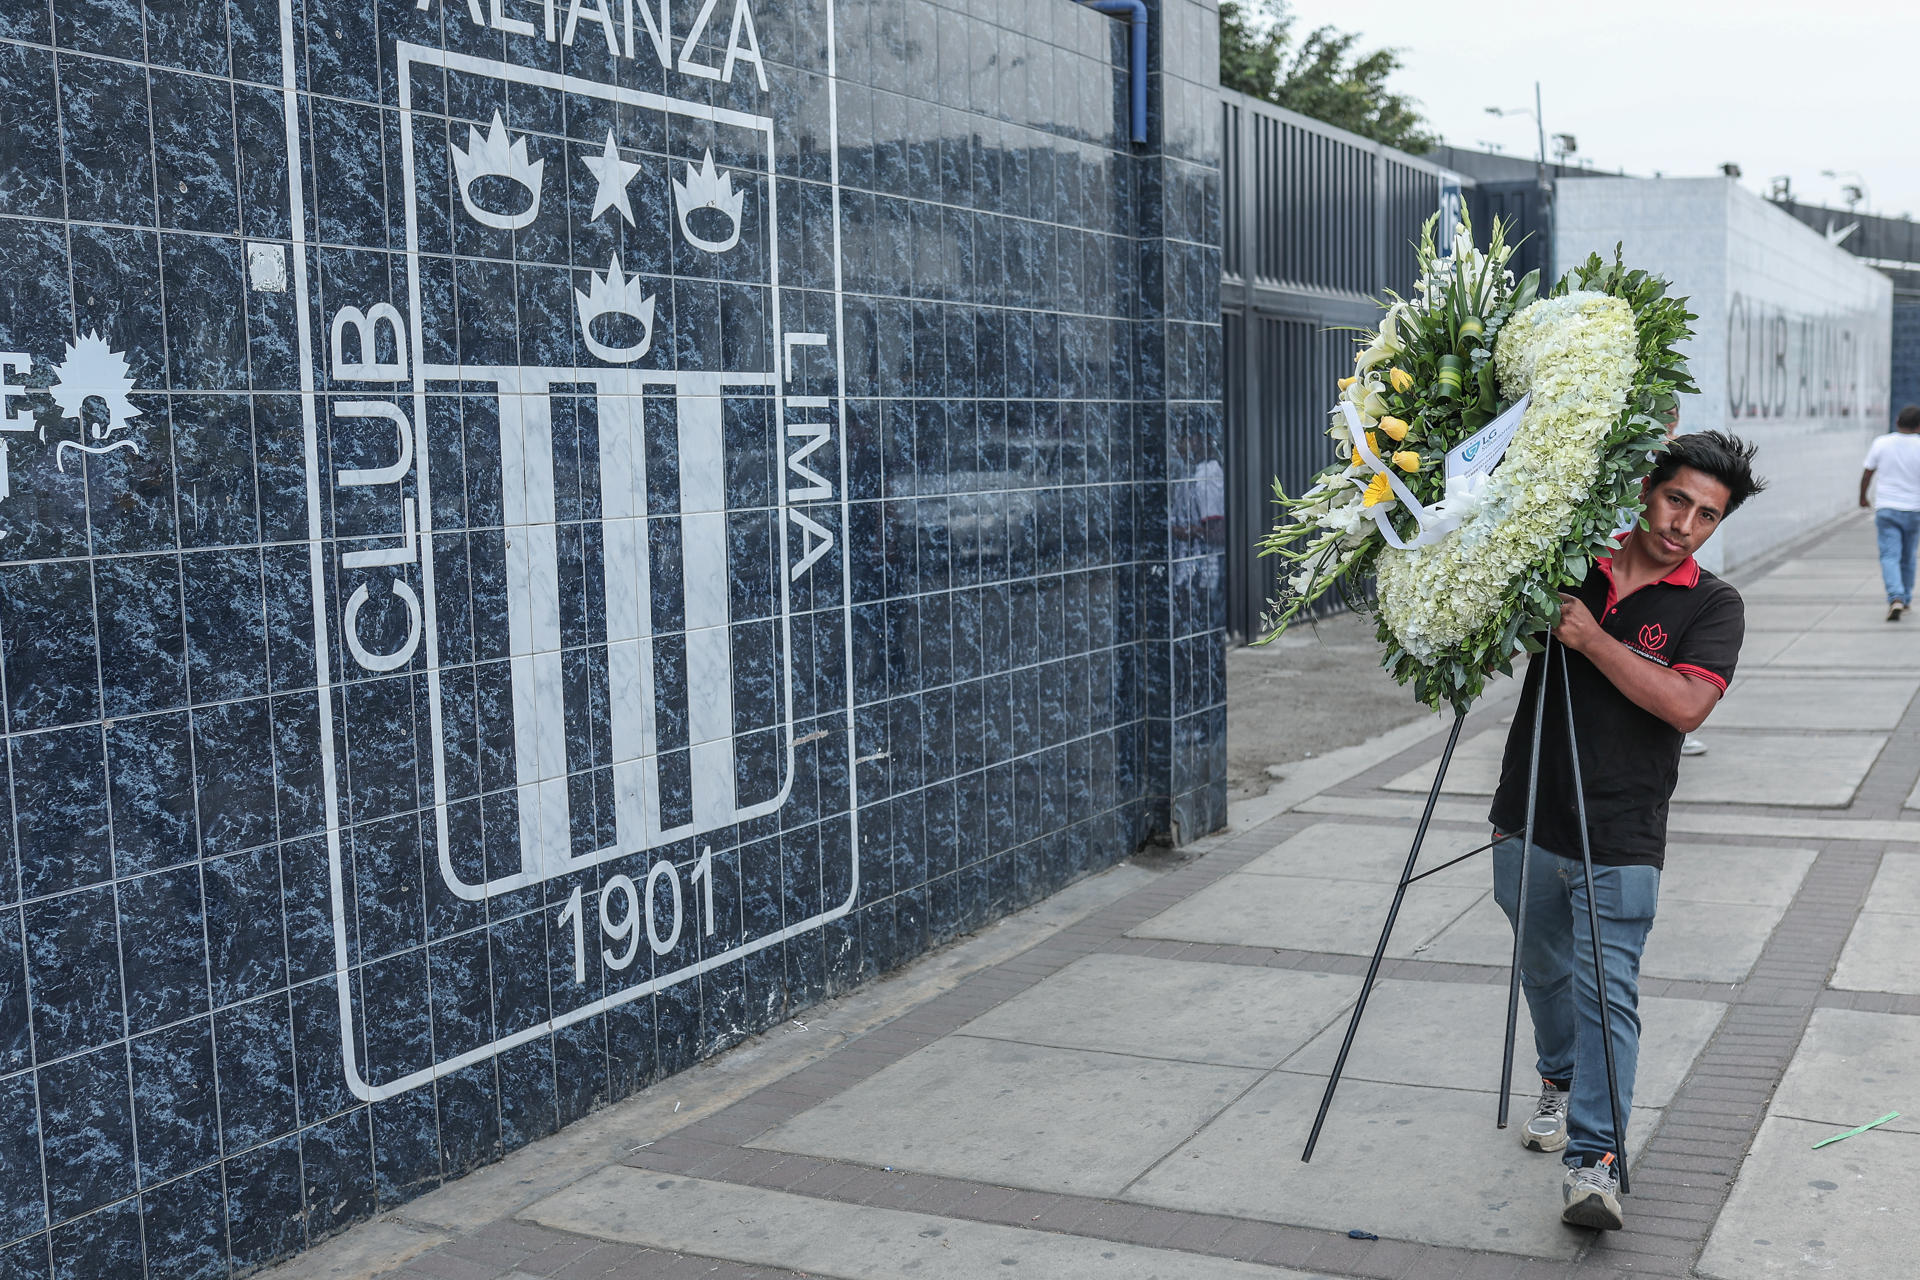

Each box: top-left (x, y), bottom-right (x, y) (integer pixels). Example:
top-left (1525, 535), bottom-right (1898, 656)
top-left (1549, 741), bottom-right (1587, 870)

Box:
top-left (270, 513), bottom-right (1920, 1280)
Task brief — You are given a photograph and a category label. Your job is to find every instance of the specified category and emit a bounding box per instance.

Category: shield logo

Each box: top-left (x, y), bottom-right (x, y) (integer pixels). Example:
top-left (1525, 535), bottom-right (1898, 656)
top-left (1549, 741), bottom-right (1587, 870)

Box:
top-left (294, 27), bottom-right (857, 1098)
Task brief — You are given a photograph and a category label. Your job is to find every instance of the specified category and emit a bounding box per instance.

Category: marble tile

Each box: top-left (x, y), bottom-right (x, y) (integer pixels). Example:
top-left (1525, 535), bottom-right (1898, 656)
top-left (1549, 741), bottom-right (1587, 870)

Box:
top-left (0, 0), bottom-right (1224, 1269)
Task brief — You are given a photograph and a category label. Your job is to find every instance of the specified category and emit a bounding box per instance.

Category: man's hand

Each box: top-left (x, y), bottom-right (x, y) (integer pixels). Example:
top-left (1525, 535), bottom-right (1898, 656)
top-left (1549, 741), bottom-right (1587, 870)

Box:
top-left (1551, 592), bottom-right (1724, 733)
top-left (1552, 593), bottom-right (1606, 654)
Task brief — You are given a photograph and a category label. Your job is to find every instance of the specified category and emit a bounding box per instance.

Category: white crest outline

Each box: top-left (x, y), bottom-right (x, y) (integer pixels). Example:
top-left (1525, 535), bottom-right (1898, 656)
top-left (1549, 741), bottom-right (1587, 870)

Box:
top-left (450, 111), bottom-right (545, 231)
top-left (672, 149), bottom-right (745, 254)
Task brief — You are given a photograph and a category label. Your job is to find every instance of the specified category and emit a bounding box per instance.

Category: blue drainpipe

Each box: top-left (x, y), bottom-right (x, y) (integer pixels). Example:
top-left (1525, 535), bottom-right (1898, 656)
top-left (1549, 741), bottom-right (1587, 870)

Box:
top-left (1079, 0), bottom-right (1148, 145)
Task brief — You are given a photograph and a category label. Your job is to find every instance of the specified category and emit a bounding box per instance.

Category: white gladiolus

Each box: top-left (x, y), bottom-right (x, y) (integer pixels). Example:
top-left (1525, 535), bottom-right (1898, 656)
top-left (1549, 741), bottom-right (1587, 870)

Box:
top-left (1379, 303), bottom-right (1407, 352)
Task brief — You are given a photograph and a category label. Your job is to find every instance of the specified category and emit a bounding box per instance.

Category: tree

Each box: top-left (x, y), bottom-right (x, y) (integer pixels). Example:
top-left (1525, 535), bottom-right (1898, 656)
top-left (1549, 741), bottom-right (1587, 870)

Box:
top-left (1220, 0), bottom-right (1438, 155)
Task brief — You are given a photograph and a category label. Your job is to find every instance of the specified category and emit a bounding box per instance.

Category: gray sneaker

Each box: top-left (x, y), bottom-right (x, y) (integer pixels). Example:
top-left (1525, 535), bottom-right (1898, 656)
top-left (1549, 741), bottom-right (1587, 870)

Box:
top-left (1561, 1155), bottom-right (1624, 1230)
top-left (1522, 1079), bottom-right (1570, 1152)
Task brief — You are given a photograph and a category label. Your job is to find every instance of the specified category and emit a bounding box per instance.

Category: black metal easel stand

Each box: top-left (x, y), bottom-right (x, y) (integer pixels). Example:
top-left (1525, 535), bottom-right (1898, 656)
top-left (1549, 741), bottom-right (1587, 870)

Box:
top-left (1300, 712), bottom-right (1465, 1163)
top-left (1301, 638), bottom-right (1630, 1196)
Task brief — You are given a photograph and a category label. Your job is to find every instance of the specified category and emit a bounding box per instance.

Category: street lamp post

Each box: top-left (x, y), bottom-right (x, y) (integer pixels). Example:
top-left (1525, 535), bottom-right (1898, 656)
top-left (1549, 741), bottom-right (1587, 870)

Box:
top-left (1486, 81), bottom-right (1549, 186)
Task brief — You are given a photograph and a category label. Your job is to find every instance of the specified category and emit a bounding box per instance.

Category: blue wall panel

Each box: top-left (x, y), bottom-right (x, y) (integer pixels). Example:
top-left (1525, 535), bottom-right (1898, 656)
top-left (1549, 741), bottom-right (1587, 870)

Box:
top-left (1893, 302), bottom-right (1920, 425)
top-left (0, 0), bottom-right (1223, 1272)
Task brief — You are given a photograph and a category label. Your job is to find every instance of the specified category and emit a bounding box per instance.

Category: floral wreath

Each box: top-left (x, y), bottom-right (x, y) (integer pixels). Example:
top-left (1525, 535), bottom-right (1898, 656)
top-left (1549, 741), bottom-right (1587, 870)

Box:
top-left (1257, 215), bottom-right (1698, 713)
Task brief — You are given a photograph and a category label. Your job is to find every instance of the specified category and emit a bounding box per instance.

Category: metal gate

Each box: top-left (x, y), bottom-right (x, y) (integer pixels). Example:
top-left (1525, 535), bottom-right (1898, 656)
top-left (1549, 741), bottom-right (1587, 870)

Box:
top-left (1219, 91), bottom-right (1465, 641)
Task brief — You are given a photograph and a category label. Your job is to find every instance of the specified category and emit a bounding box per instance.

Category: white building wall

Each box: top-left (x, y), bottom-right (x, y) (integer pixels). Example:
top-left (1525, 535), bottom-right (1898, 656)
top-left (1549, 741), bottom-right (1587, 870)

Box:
top-left (1555, 177), bottom-right (1892, 573)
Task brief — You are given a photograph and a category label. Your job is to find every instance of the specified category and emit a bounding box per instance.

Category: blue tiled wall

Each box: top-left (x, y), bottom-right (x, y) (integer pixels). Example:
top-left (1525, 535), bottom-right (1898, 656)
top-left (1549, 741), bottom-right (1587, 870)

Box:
top-left (1895, 302), bottom-right (1920, 426)
top-left (0, 0), bottom-right (1223, 1274)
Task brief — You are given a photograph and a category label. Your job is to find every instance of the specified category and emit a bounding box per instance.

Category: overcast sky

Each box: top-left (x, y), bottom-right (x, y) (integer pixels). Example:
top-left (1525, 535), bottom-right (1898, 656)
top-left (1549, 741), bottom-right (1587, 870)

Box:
top-left (1276, 0), bottom-right (1917, 223)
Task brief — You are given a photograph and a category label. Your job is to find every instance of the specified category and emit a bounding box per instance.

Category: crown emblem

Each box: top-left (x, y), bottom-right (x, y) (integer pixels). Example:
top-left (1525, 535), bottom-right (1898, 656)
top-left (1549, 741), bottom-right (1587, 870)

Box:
top-left (451, 111), bottom-right (544, 231)
top-left (574, 255), bottom-right (657, 363)
top-left (47, 331), bottom-right (144, 471)
top-left (672, 149), bottom-right (744, 254)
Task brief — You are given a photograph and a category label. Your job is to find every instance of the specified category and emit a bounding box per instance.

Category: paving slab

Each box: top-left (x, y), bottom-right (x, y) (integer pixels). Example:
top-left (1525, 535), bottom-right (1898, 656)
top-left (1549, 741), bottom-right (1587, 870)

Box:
top-left (1806, 609), bottom-right (1918, 631)
top-left (1617, 898), bottom-right (1789, 984)
top-left (1384, 729), bottom-right (1884, 808)
top-left (1753, 563), bottom-right (1875, 587)
top-left (957, 953), bottom-right (1359, 1069)
top-left (1277, 978), bottom-right (1725, 1109)
top-left (1655, 842), bottom-right (1817, 906)
top-left (1417, 892), bottom-right (1784, 983)
top-left (1711, 675), bottom-right (1919, 731)
top-left (1769, 1008), bottom-right (1920, 1137)
top-left (523, 1170), bottom-right (1328, 1279)
top-left (1771, 628), bottom-right (1920, 669)
top-left (1739, 579), bottom-right (1876, 604)
top-left (1240, 821), bottom-right (1488, 887)
top-left (1126, 1072), bottom-right (1658, 1259)
top-left (1127, 870), bottom-right (1486, 957)
top-left (1373, 838), bottom-right (1810, 913)
top-left (1855, 851), bottom-right (1920, 909)
top-left (1738, 608), bottom-right (1830, 634)
top-left (751, 1035), bottom-right (1261, 1196)
top-left (1666, 732), bottom-right (1885, 806)
top-left (1736, 630), bottom-right (1801, 666)
top-left (1379, 729), bottom-right (1507, 797)
top-left (1830, 912), bottom-right (1920, 994)
top-left (1296, 792), bottom-right (1920, 842)
top-left (1698, 1116), bottom-right (1920, 1280)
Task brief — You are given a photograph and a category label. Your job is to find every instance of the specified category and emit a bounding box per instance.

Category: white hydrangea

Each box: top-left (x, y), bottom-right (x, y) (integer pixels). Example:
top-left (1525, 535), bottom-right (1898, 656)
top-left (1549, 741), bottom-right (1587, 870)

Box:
top-left (1375, 292), bottom-right (1638, 660)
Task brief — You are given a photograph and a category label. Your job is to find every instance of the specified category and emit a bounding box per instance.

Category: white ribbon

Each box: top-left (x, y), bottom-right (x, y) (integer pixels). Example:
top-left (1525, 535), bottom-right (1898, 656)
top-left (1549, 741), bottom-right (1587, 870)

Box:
top-left (1341, 401), bottom-right (1487, 551)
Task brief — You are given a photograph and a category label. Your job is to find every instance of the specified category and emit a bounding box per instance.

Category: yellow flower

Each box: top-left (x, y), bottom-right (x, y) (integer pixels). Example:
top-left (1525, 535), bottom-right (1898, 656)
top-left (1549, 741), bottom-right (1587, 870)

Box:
top-left (1393, 451), bottom-right (1422, 473)
top-left (1379, 416), bottom-right (1410, 442)
top-left (1362, 430), bottom-right (1380, 459)
top-left (1388, 367), bottom-right (1413, 393)
top-left (1338, 375), bottom-right (1357, 391)
top-left (1362, 473), bottom-right (1394, 507)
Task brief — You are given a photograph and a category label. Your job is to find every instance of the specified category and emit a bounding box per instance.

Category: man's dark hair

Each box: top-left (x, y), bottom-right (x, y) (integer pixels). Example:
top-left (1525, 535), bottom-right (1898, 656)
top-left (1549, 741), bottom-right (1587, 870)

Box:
top-left (1898, 404), bottom-right (1920, 431)
top-left (1647, 430), bottom-right (1766, 514)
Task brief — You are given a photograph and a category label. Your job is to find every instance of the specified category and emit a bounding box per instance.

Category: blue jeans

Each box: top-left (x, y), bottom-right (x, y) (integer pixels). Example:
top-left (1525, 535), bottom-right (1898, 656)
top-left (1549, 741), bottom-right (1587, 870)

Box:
top-left (1876, 508), bottom-right (1920, 605)
top-left (1492, 835), bottom-right (1660, 1166)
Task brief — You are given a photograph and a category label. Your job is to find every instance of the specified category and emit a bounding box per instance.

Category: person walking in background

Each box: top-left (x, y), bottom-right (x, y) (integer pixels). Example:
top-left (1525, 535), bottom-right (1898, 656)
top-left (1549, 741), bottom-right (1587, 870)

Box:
top-left (1861, 405), bottom-right (1920, 621)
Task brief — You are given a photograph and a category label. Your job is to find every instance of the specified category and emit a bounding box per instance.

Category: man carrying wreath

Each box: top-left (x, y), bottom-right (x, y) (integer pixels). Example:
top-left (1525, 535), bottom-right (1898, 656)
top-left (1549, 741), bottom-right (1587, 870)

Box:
top-left (1488, 430), bottom-right (1765, 1232)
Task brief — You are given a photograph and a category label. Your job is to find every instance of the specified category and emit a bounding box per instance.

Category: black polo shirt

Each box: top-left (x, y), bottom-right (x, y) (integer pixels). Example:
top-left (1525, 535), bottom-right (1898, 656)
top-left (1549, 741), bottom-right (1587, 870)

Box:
top-left (1488, 547), bottom-right (1745, 869)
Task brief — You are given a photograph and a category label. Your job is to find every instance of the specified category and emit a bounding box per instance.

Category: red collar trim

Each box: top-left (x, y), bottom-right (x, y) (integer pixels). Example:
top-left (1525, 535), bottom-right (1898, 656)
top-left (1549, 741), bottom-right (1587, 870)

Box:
top-left (1593, 545), bottom-right (1701, 614)
top-left (1667, 557), bottom-right (1702, 588)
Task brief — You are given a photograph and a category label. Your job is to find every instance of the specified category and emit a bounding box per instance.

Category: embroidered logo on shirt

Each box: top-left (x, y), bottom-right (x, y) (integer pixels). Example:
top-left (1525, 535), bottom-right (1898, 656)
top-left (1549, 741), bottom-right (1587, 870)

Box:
top-left (1638, 623), bottom-right (1668, 653)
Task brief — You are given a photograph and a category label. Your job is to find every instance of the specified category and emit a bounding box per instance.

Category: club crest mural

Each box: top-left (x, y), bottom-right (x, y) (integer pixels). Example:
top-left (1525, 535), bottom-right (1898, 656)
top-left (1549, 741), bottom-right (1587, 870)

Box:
top-left (303, 19), bottom-right (859, 1104)
top-left (0, 0), bottom-right (1226, 1272)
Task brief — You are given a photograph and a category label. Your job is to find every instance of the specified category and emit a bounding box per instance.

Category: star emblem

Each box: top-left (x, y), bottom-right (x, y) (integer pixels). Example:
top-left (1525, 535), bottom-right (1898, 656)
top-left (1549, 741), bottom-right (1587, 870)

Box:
top-left (581, 129), bottom-right (641, 226)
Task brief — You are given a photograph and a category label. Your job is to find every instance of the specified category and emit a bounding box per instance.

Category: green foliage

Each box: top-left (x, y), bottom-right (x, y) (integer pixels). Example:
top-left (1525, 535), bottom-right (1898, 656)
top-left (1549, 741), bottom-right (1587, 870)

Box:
top-left (1251, 216), bottom-right (1698, 717)
top-left (1219, 0), bottom-right (1438, 155)
top-left (1256, 210), bottom-right (1526, 640)
top-left (1379, 248), bottom-right (1697, 714)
